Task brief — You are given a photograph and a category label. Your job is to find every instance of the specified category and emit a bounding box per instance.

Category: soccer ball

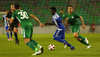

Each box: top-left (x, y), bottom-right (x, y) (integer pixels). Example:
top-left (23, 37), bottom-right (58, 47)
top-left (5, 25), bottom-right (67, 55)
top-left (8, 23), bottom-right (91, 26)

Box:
top-left (48, 44), bottom-right (55, 50)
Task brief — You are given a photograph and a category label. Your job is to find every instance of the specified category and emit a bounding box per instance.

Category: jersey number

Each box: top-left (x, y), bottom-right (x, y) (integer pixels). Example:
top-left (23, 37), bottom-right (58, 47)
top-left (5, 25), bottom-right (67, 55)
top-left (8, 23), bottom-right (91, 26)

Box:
top-left (18, 12), bottom-right (29, 19)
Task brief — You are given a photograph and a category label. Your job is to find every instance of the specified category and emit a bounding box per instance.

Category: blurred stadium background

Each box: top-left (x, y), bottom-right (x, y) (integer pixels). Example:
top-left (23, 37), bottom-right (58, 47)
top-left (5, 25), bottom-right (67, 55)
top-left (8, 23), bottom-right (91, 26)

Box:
top-left (0, 0), bottom-right (100, 57)
top-left (0, 0), bottom-right (100, 34)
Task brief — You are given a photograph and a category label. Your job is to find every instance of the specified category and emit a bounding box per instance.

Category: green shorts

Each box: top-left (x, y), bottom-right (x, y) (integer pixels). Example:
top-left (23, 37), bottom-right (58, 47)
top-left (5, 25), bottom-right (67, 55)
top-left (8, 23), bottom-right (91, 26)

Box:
top-left (22, 25), bottom-right (33, 38)
top-left (70, 25), bottom-right (80, 34)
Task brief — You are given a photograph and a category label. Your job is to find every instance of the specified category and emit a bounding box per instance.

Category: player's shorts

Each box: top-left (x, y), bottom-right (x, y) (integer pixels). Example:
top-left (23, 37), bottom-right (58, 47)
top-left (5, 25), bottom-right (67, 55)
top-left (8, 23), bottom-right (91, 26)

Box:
top-left (11, 23), bottom-right (18, 31)
top-left (53, 28), bottom-right (65, 39)
top-left (5, 26), bottom-right (12, 31)
top-left (22, 25), bottom-right (33, 38)
top-left (5, 26), bottom-right (9, 30)
top-left (70, 25), bottom-right (80, 34)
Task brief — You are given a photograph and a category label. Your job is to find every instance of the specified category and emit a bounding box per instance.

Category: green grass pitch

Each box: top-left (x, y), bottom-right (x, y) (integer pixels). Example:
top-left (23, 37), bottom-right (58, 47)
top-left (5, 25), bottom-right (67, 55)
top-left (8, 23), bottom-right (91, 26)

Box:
top-left (0, 33), bottom-right (100, 57)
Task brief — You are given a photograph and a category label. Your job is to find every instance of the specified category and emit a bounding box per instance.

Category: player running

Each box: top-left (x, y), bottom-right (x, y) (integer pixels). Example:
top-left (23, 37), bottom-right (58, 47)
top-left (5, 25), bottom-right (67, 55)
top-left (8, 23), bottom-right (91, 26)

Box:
top-left (45, 7), bottom-right (75, 50)
top-left (65, 5), bottom-right (91, 49)
top-left (0, 10), bottom-right (13, 41)
top-left (9, 4), bottom-right (43, 55)
top-left (7, 5), bottom-right (19, 45)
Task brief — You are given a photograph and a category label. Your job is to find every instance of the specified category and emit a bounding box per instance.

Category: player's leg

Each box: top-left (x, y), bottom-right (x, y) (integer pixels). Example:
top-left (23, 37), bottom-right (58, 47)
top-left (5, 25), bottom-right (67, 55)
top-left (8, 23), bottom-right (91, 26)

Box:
top-left (62, 31), bottom-right (75, 49)
top-left (13, 27), bottom-right (19, 45)
top-left (53, 29), bottom-right (67, 42)
top-left (5, 26), bottom-right (10, 41)
top-left (71, 25), bottom-right (87, 43)
top-left (10, 26), bottom-right (14, 41)
top-left (30, 38), bottom-right (40, 48)
top-left (74, 26), bottom-right (89, 43)
top-left (10, 30), bottom-right (13, 41)
top-left (73, 26), bottom-right (88, 45)
top-left (30, 25), bottom-right (40, 48)
top-left (73, 29), bottom-right (91, 49)
top-left (24, 38), bottom-right (39, 52)
top-left (30, 37), bottom-right (43, 54)
top-left (30, 25), bottom-right (43, 53)
top-left (60, 30), bottom-right (75, 50)
top-left (10, 30), bottom-right (12, 38)
top-left (74, 26), bottom-right (89, 44)
top-left (71, 25), bottom-right (91, 48)
top-left (74, 32), bottom-right (91, 49)
top-left (73, 32), bottom-right (89, 46)
top-left (53, 29), bottom-right (65, 42)
top-left (53, 29), bottom-right (73, 48)
top-left (61, 31), bottom-right (71, 47)
top-left (23, 26), bottom-right (42, 55)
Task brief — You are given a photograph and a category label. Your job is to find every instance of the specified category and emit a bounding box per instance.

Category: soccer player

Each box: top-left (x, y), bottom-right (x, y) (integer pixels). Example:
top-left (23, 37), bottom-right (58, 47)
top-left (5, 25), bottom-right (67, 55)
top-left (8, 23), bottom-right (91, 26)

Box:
top-left (59, 9), bottom-right (66, 20)
top-left (9, 4), bottom-right (43, 55)
top-left (45, 7), bottom-right (75, 50)
top-left (7, 5), bottom-right (19, 45)
top-left (65, 5), bottom-right (91, 49)
top-left (0, 10), bottom-right (13, 41)
top-left (59, 9), bottom-right (67, 28)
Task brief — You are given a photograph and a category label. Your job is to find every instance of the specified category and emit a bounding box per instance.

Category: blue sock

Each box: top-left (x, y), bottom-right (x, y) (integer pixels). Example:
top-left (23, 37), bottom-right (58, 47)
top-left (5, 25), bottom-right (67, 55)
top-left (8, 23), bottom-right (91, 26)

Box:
top-left (7, 32), bottom-right (9, 39)
top-left (53, 37), bottom-right (72, 47)
top-left (65, 41), bottom-right (72, 47)
top-left (10, 32), bottom-right (12, 37)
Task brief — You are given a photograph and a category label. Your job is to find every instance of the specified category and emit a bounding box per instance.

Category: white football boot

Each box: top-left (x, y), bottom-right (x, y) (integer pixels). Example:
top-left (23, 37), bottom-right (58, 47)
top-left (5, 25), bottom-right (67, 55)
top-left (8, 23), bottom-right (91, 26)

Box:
top-left (10, 37), bottom-right (13, 41)
top-left (87, 45), bottom-right (91, 49)
top-left (8, 39), bottom-right (10, 41)
top-left (39, 46), bottom-right (43, 54)
top-left (32, 50), bottom-right (41, 55)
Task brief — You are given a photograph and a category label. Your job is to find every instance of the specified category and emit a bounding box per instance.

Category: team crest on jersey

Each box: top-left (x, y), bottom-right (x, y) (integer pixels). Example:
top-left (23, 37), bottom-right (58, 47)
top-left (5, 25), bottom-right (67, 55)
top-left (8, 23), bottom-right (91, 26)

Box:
top-left (63, 15), bottom-right (65, 17)
top-left (72, 16), bottom-right (74, 19)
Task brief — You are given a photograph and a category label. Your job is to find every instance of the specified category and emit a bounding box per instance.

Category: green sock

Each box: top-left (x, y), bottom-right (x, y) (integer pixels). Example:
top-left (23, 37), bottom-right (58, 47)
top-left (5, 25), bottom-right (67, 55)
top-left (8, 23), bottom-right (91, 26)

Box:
top-left (78, 35), bottom-right (85, 40)
top-left (26, 42), bottom-right (38, 52)
top-left (80, 40), bottom-right (89, 46)
top-left (30, 40), bottom-right (40, 48)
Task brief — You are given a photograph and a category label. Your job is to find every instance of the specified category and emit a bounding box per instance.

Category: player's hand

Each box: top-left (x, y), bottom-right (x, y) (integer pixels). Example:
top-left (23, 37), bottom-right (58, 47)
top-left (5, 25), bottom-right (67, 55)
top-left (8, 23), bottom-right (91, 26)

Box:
top-left (82, 25), bottom-right (86, 29)
top-left (66, 18), bottom-right (68, 21)
top-left (64, 25), bottom-right (67, 29)
top-left (0, 24), bottom-right (2, 26)
top-left (6, 18), bottom-right (8, 20)
top-left (8, 28), bottom-right (10, 30)
top-left (39, 23), bottom-right (44, 27)
top-left (44, 23), bottom-right (48, 26)
top-left (66, 18), bottom-right (69, 24)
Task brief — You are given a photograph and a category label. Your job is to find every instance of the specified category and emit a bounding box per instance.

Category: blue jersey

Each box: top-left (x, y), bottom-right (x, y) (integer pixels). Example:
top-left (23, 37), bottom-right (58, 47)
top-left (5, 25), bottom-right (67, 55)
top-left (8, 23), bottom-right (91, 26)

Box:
top-left (3, 14), bottom-right (9, 27)
top-left (52, 13), bottom-right (65, 30)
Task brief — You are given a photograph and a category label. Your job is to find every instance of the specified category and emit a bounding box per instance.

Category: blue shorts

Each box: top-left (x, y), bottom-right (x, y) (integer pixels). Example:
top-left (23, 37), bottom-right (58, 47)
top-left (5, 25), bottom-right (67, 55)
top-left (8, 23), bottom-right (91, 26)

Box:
top-left (5, 26), bottom-right (12, 31)
top-left (53, 28), bottom-right (65, 39)
top-left (5, 26), bottom-right (9, 31)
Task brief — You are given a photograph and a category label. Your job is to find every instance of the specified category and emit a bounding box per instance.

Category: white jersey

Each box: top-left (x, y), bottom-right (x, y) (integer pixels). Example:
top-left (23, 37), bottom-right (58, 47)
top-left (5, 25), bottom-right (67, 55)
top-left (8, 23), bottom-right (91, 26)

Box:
top-left (3, 14), bottom-right (9, 26)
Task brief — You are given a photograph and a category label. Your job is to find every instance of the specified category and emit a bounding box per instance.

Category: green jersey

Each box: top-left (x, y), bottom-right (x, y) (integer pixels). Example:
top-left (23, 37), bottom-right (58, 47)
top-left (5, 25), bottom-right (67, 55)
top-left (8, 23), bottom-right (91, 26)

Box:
top-left (65, 12), bottom-right (80, 25)
top-left (12, 10), bottom-right (32, 28)
top-left (59, 13), bottom-right (65, 20)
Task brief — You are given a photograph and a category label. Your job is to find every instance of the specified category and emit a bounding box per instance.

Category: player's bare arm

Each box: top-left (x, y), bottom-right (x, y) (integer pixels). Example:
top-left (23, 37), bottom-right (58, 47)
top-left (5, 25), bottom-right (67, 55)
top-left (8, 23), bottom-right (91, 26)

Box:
top-left (6, 17), bottom-right (9, 20)
top-left (0, 19), bottom-right (4, 26)
top-left (79, 16), bottom-right (85, 29)
top-left (8, 19), bottom-right (14, 30)
top-left (66, 18), bottom-right (70, 25)
top-left (65, 18), bottom-right (69, 24)
top-left (44, 22), bottom-right (55, 26)
top-left (30, 14), bottom-right (43, 27)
